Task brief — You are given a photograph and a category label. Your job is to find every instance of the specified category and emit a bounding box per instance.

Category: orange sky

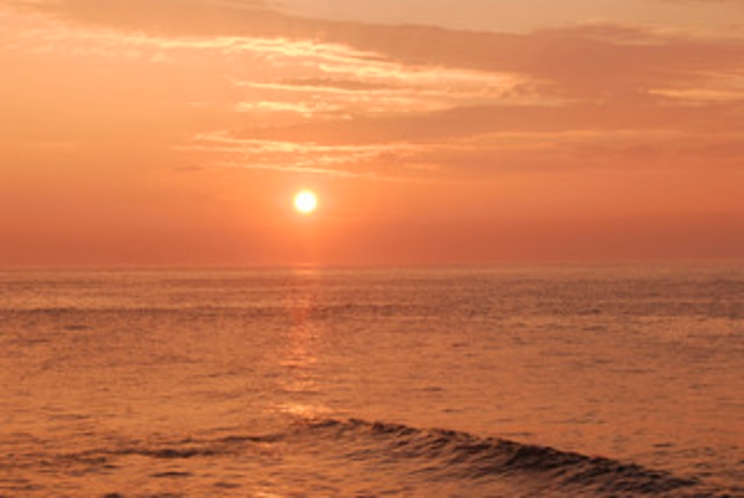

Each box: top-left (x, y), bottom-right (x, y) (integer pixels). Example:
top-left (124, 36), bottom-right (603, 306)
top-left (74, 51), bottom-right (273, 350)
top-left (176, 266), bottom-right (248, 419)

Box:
top-left (1, 0), bottom-right (743, 266)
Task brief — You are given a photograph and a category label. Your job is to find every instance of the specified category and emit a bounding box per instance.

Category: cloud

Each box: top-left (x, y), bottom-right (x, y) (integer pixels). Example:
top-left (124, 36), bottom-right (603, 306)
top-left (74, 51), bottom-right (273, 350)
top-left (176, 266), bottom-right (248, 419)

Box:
top-left (232, 100), bottom-right (744, 146)
top-left (6, 0), bottom-right (744, 182)
top-left (11, 0), bottom-right (744, 122)
top-left (180, 131), bottom-right (425, 181)
top-left (179, 125), bottom-right (744, 183)
top-left (234, 67), bottom-right (531, 120)
top-left (648, 70), bottom-right (744, 103)
top-left (21, 0), bottom-right (744, 99)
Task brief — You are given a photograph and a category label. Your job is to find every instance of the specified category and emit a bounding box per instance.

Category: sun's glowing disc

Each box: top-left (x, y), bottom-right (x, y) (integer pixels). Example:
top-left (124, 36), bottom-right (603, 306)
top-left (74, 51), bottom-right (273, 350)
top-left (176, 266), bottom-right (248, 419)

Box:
top-left (294, 190), bottom-right (318, 214)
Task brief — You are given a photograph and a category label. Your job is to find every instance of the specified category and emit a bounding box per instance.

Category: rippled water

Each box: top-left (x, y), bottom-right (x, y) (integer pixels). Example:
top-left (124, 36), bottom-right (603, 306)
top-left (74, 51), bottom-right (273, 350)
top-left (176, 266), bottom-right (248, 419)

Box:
top-left (0, 265), bottom-right (742, 497)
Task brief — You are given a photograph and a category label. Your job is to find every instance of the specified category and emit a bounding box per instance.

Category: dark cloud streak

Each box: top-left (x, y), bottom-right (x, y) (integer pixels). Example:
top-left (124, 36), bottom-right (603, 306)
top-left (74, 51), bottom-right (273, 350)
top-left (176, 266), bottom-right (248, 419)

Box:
top-left (237, 101), bottom-right (744, 145)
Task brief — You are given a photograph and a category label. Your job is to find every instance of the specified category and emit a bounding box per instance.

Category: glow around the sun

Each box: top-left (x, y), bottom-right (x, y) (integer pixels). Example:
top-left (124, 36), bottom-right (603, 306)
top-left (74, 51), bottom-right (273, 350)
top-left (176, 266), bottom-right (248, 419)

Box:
top-left (294, 190), bottom-right (318, 214)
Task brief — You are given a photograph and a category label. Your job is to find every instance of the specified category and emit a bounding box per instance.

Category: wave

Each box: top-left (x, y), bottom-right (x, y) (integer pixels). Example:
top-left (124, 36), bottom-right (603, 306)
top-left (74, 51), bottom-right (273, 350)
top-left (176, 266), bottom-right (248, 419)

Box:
top-left (291, 418), bottom-right (727, 497)
top-left (14, 418), bottom-right (738, 497)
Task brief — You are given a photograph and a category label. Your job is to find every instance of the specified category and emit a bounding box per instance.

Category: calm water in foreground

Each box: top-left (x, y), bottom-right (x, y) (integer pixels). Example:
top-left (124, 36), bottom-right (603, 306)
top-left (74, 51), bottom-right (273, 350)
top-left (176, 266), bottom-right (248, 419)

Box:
top-left (0, 265), bottom-right (742, 497)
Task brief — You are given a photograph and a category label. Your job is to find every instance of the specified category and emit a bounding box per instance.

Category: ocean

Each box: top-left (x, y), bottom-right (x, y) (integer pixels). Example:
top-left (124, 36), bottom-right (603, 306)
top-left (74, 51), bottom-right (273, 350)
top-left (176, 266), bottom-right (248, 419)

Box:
top-left (0, 265), bottom-right (742, 497)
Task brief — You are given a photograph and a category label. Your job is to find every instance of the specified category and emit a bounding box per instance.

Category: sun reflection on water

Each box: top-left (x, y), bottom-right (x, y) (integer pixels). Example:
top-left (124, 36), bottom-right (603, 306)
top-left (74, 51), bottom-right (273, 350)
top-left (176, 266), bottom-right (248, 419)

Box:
top-left (275, 270), bottom-right (330, 418)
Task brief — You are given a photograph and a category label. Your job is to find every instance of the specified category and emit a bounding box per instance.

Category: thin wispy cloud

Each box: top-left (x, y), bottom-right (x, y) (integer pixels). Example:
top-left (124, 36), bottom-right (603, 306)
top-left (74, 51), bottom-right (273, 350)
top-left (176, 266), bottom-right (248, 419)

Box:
top-left (181, 131), bottom-right (424, 180)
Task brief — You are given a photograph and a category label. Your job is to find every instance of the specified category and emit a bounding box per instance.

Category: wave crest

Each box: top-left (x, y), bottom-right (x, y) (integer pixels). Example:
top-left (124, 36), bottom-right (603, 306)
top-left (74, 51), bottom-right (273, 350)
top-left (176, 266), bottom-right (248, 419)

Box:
top-left (296, 418), bottom-right (723, 497)
top-left (12, 418), bottom-right (734, 497)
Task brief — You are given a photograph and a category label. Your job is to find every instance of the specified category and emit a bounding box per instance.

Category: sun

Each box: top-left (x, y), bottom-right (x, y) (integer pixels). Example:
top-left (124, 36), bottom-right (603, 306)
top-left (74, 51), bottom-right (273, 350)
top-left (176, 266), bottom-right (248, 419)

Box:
top-left (294, 190), bottom-right (318, 214)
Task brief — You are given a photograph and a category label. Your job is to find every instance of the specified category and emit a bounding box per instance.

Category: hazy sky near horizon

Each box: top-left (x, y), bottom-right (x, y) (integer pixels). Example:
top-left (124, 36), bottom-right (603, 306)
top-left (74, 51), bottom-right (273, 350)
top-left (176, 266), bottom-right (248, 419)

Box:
top-left (1, 0), bottom-right (743, 266)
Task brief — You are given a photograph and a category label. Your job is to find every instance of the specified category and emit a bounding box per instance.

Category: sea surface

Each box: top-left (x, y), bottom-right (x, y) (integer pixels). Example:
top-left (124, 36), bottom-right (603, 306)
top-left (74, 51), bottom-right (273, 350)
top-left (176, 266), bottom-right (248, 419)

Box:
top-left (0, 265), bottom-right (742, 497)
